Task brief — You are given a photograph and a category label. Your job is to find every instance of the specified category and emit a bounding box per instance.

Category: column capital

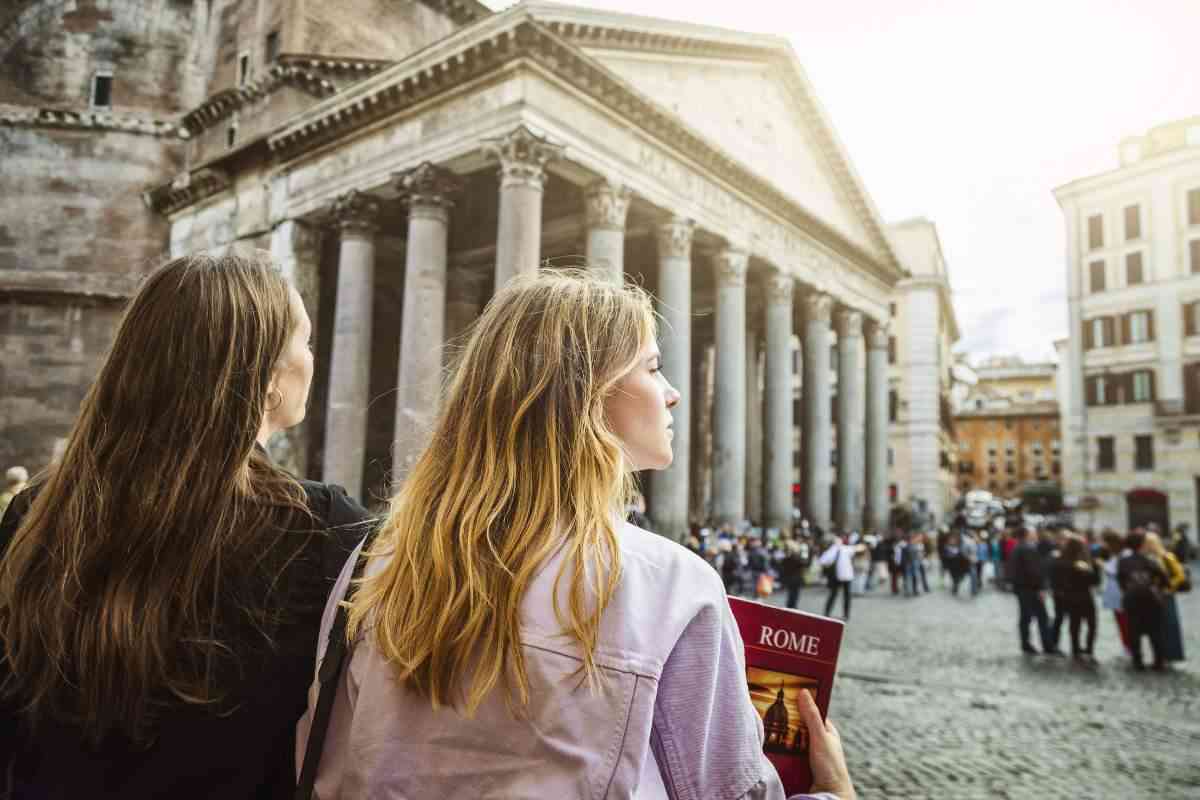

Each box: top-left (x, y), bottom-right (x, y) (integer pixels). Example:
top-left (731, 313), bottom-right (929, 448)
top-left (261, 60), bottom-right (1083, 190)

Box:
top-left (585, 179), bottom-right (631, 231)
top-left (483, 125), bottom-right (563, 191)
top-left (394, 162), bottom-right (460, 221)
top-left (803, 291), bottom-right (833, 323)
top-left (714, 248), bottom-right (749, 288)
top-left (836, 308), bottom-right (864, 338)
top-left (766, 270), bottom-right (794, 305)
top-left (866, 318), bottom-right (891, 350)
top-left (656, 216), bottom-right (695, 259)
top-left (330, 190), bottom-right (382, 236)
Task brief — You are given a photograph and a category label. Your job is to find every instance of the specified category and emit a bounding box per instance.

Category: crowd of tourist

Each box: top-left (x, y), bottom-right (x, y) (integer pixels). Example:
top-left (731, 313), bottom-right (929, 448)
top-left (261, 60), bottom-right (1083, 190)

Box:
top-left (679, 509), bottom-right (1192, 674)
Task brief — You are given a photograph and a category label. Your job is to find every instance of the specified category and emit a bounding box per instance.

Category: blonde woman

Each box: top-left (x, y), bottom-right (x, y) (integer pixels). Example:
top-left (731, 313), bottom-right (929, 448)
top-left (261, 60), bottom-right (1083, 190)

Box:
top-left (297, 271), bottom-right (854, 799)
top-left (1143, 532), bottom-right (1187, 663)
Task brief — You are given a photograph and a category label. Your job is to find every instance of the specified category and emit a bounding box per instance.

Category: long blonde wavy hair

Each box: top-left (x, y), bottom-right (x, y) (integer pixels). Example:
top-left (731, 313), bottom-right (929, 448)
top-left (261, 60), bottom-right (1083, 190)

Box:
top-left (346, 269), bottom-right (656, 714)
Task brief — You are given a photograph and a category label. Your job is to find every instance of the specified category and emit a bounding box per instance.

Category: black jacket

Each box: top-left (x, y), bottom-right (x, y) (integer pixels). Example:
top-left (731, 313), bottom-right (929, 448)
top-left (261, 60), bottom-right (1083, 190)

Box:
top-left (1007, 542), bottom-right (1045, 590)
top-left (0, 477), bottom-right (374, 800)
top-left (1049, 557), bottom-right (1101, 596)
top-left (1116, 552), bottom-right (1168, 614)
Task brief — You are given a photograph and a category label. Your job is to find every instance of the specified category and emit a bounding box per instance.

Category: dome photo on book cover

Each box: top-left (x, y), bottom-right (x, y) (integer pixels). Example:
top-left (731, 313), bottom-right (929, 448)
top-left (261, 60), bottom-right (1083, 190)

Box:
top-left (746, 667), bottom-right (819, 756)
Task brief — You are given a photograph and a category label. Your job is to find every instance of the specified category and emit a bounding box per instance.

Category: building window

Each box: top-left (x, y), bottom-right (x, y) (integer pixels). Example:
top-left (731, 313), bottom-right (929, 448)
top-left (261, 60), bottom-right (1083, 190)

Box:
top-left (1124, 204), bottom-right (1141, 240)
top-left (887, 447), bottom-right (894, 467)
top-left (889, 302), bottom-right (897, 317)
top-left (238, 53), bottom-right (250, 86)
top-left (1127, 310), bottom-right (1153, 344)
top-left (1189, 188), bottom-right (1200, 227)
top-left (987, 446), bottom-right (996, 457)
top-left (1052, 440), bottom-right (1061, 453)
top-left (888, 336), bottom-right (896, 364)
top-left (1007, 481), bottom-right (1017, 491)
top-left (1097, 436), bottom-right (1116, 472)
top-left (1005, 462), bottom-right (1014, 475)
top-left (1187, 301), bottom-right (1200, 337)
top-left (1191, 239), bottom-right (1200, 274)
top-left (1126, 252), bottom-right (1144, 285)
top-left (1087, 214), bottom-right (1104, 250)
top-left (226, 123), bottom-right (237, 149)
top-left (90, 72), bottom-right (113, 108)
top-left (889, 390), bottom-right (898, 423)
top-left (989, 480), bottom-right (998, 491)
top-left (1089, 260), bottom-right (1106, 292)
top-left (265, 30), bottom-right (281, 62)
top-left (988, 464), bottom-right (997, 475)
top-left (1090, 375), bottom-right (1109, 405)
top-left (1132, 370), bottom-right (1154, 402)
top-left (1134, 434), bottom-right (1154, 471)
top-left (1005, 444), bottom-right (1015, 456)
top-left (1052, 460), bottom-right (1061, 475)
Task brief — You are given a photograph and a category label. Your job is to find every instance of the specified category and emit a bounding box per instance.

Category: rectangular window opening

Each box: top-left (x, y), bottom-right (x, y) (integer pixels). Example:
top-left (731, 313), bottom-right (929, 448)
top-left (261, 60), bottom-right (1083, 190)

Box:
top-left (1134, 434), bottom-right (1154, 471)
top-left (1089, 260), bottom-right (1105, 293)
top-left (1097, 436), bottom-right (1115, 472)
top-left (1124, 204), bottom-right (1141, 240)
top-left (1087, 214), bottom-right (1104, 250)
top-left (1190, 239), bottom-right (1200, 274)
top-left (91, 72), bottom-right (112, 108)
top-left (1189, 188), bottom-right (1200, 227)
top-left (265, 30), bottom-right (280, 62)
top-left (238, 53), bottom-right (250, 86)
top-left (1126, 252), bottom-right (1144, 285)
top-left (226, 124), bottom-right (237, 149)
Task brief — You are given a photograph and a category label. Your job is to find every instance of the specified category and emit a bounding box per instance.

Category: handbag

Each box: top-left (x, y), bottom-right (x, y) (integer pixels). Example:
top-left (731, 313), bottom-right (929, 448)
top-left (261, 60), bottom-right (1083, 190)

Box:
top-left (294, 537), bottom-right (373, 800)
top-left (756, 572), bottom-right (775, 598)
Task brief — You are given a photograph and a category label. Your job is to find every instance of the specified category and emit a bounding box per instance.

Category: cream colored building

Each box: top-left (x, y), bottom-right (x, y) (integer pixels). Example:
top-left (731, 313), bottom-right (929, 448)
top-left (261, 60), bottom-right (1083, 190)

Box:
top-left (1054, 116), bottom-right (1200, 533)
top-left (885, 218), bottom-right (961, 526)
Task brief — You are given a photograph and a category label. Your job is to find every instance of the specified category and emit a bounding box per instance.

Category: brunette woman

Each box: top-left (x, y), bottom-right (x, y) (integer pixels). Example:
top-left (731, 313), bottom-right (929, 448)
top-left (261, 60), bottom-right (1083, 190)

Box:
top-left (297, 270), bottom-right (855, 799)
top-left (0, 253), bottom-right (372, 798)
top-left (1049, 535), bottom-right (1101, 663)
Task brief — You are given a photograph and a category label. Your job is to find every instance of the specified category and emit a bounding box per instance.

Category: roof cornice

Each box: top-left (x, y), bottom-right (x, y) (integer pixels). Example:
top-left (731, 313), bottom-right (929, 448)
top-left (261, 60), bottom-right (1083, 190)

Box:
top-left (143, 166), bottom-right (231, 216)
top-left (416, 0), bottom-right (492, 27)
top-left (0, 102), bottom-right (182, 137)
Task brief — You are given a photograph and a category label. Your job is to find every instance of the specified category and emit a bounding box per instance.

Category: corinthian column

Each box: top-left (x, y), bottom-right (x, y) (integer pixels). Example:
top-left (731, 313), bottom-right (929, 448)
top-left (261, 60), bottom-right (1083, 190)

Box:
top-left (712, 247), bottom-right (748, 525)
top-left (324, 190), bottom-right (381, 501)
top-left (836, 309), bottom-right (865, 532)
top-left (648, 216), bottom-right (694, 541)
top-left (865, 318), bottom-right (890, 534)
top-left (803, 292), bottom-right (833, 531)
top-left (483, 125), bottom-right (563, 288)
top-left (584, 179), bottom-right (631, 283)
top-left (764, 270), bottom-right (794, 533)
top-left (392, 162), bottom-right (460, 484)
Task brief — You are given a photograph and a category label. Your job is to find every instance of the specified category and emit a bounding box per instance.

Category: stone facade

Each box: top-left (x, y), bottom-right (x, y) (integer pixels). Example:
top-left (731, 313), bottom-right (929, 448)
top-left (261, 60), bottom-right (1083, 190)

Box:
top-left (1054, 116), bottom-right (1200, 534)
top-left (885, 218), bottom-right (960, 526)
top-left (2, 1), bottom-right (905, 537)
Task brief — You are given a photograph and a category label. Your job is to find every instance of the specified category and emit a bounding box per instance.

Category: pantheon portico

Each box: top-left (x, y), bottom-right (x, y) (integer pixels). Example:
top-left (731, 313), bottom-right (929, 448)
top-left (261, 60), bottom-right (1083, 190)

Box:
top-left (147, 2), bottom-right (906, 538)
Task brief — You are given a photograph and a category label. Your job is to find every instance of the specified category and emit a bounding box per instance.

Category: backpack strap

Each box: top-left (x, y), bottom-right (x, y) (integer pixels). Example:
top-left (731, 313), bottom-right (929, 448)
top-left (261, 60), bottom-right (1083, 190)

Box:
top-left (295, 535), bottom-right (372, 800)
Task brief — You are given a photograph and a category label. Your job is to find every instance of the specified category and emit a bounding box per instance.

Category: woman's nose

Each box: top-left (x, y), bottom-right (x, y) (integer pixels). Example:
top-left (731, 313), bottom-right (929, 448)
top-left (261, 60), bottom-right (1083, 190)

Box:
top-left (666, 383), bottom-right (681, 409)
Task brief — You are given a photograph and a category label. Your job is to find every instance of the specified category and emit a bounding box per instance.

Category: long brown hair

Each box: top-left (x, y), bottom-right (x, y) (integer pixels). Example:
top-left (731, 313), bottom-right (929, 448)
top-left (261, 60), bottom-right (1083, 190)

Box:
top-left (0, 252), bottom-right (311, 744)
top-left (347, 269), bottom-right (655, 715)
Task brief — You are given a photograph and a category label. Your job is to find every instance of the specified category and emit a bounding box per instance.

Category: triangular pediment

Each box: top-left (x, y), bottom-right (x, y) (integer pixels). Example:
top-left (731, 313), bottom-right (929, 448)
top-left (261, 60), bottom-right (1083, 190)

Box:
top-left (583, 49), bottom-right (879, 259)
top-left (580, 49), bottom-right (883, 260)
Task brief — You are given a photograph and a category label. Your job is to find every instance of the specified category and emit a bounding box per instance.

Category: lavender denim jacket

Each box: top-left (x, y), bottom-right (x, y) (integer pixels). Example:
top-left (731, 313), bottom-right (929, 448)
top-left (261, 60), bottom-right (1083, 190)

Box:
top-left (296, 522), bottom-right (838, 800)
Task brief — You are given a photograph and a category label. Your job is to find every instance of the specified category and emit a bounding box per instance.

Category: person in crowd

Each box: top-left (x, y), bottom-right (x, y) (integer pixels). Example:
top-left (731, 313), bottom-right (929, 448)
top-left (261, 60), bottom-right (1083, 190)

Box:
top-left (915, 532), bottom-right (932, 593)
top-left (779, 537), bottom-right (811, 609)
top-left (747, 535), bottom-right (771, 597)
top-left (295, 271), bottom-right (856, 799)
top-left (974, 532), bottom-right (990, 594)
top-left (0, 467), bottom-right (28, 519)
top-left (999, 528), bottom-right (1020, 592)
top-left (820, 532), bottom-right (857, 620)
top-left (1117, 530), bottom-right (1169, 671)
top-left (1049, 534), bottom-right (1101, 663)
top-left (935, 527), bottom-right (950, 589)
top-left (898, 532), bottom-right (920, 597)
top-left (1008, 527), bottom-right (1056, 655)
top-left (1169, 524), bottom-right (1193, 563)
top-left (1143, 532), bottom-right (1187, 664)
top-left (865, 530), bottom-right (889, 592)
top-left (944, 532), bottom-right (966, 596)
top-left (1042, 529), bottom-right (1070, 652)
top-left (721, 537), bottom-right (745, 596)
top-left (886, 530), bottom-right (903, 594)
top-left (1100, 529), bottom-right (1131, 654)
top-left (958, 529), bottom-right (979, 596)
top-left (0, 253), bottom-right (373, 798)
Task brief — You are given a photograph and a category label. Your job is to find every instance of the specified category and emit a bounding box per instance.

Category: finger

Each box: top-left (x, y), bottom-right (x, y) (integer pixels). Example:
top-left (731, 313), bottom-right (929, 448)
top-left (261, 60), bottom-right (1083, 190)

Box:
top-left (797, 689), bottom-right (823, 730)
top-left (825, 718), bottom-right (840, 738)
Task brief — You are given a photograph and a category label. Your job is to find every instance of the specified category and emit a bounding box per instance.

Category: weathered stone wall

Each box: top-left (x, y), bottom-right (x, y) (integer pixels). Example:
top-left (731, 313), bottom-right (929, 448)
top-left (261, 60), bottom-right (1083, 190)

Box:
top-left (0, 0), bottom-right (195, 475)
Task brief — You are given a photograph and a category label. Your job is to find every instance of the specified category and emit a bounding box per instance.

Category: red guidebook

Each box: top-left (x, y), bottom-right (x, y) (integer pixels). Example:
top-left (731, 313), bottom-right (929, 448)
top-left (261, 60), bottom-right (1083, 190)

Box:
top-left (727, 597), bottom-right (845, 795)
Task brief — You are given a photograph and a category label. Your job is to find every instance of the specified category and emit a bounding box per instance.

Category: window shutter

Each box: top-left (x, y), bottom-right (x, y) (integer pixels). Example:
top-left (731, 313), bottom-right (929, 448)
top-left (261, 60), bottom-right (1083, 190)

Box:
top-left (1104, 316), bottom-right (1116, 347)
top-left (1083, 319), bottom-right (1093, 350)
top-left (1147, 309), bottom-right (1155, 341)
top-left (1121, 372), bottom-right (1134, 404)
top-left (1120, 313), bottom-right (1131, 346)
top-left (1186, 303), bottom-right (1196, 337)
top-left (1085, 376), bottom-right (1096, 406)
top-left (1149, 369), bottom-right (1157, 402)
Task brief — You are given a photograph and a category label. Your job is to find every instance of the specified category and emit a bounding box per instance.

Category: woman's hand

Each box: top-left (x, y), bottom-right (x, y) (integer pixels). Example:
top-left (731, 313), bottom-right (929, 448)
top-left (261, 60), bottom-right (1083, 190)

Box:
top-left (798, 689), bottom-right (855, 800)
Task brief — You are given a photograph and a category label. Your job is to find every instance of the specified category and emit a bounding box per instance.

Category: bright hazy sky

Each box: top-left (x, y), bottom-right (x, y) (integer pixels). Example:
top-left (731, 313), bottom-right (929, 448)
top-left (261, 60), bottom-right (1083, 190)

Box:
top-left (484, 0), bottom-right (1200, 363)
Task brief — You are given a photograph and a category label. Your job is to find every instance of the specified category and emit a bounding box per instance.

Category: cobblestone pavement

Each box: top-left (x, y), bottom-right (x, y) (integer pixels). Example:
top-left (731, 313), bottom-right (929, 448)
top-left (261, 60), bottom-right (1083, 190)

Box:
top-left (766, 567), bottom-right (1200, 799)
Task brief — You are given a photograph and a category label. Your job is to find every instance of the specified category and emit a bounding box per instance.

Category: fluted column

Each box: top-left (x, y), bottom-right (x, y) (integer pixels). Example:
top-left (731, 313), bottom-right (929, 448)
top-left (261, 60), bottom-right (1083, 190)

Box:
top-left (836, 309), bottom-right (865, 532)
top-left (392, 162), bottom-right (459, 484)
top-left (323, 190), bottom-right (381, 501)
top-left (712, 247), bottom-right (748, 525)
top-left (865, 319), bottom-right (890, 534)
top-left (803, 292), bottom-right (833, 531)
top-left (483, 125), bottom-right (563, 288)
top-left (648, 217), bottom-right (694, 540)
top-left (745, 333), bottom-right (763, 524)
top-left (764, 270), bottom-right (794, 533)
top-left (584, 179), bottom-right (631, 283)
